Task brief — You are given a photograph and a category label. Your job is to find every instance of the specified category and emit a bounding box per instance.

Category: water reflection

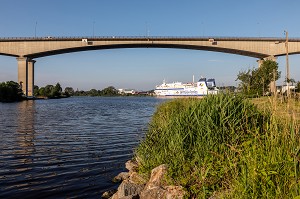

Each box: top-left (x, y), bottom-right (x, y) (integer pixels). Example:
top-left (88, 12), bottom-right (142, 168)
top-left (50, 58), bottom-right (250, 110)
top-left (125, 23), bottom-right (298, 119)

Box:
top-left (16, 101), bottom-right (36, 161)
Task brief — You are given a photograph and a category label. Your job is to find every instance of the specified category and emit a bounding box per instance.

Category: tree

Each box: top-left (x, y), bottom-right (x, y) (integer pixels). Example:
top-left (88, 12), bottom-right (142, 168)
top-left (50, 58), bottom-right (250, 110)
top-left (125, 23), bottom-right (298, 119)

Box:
top-left (34, 85), bottom-right (39, 96)
top-left (44, 85), bottom-right (54, 97)
top-left (51, 83), bottom-right (62, 97)
top-left (236, 60), bottom-right (281, 96)
top-left (89, 88), bottom-right (98, 96)
top-left (101, 86), bottom-right (118, 96)
top-left (236, 69), bottom-right (253, 95)
top-left (64, 87), bottom-right (74, 96)
top-left (0, 81), bottom-right (24, 102)
top-left (285, 78), bottom-right (296, 86)
top-left (38, 87), bottom-right (46, 96)
top-left (296, 81), bottom-right (300, 93)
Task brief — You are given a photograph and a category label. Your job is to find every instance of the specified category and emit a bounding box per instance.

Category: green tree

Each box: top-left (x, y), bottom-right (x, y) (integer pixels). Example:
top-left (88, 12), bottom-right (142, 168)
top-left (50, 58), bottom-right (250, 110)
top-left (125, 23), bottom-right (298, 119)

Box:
top-left (101, 86), bottom-right (118, 96)
top-left (236, 68), bottom-right (253, 95)
top-left (38, 87), bottom-right (45, 96)
top-left (44, 85), bottom-right (54, 97)
top-left (0, 81), bottom-right (24, 102)
top-left (296, 81), bottom-right (300, 93)
top-left (89, 88), bottom-right (98, 96)
top-left (34, 85), bottom-right (39, 96)
top-left (64, 87), bottom-right (74, 96)
top-left (236, 60), bottom-right (280, 96)
top-left (51, 83), bottom-right (62, 97)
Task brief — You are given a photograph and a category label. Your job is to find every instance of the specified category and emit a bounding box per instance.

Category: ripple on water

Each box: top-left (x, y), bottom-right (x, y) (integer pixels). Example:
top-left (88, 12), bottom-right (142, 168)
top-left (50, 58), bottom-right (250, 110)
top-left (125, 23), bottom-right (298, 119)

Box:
top-left (0, 97), bottom-right (165, 198)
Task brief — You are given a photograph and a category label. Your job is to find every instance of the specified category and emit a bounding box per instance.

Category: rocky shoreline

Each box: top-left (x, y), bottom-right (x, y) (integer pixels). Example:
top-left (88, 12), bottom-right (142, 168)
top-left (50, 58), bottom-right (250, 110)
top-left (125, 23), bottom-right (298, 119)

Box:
top-left (102, 160), bottom-right (185, 199)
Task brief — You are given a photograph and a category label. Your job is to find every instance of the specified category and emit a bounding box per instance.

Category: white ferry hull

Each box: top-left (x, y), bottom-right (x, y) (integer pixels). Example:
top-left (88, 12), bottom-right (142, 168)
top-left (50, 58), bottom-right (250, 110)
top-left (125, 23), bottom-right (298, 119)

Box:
top-left (154, 78), bottom-right (218, 97)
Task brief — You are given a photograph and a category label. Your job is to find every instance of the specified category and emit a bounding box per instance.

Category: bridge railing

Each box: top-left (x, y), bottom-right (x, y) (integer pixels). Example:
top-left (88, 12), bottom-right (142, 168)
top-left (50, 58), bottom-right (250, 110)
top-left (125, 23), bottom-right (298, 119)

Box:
top-left (0, 36), bottom-right (299, 41)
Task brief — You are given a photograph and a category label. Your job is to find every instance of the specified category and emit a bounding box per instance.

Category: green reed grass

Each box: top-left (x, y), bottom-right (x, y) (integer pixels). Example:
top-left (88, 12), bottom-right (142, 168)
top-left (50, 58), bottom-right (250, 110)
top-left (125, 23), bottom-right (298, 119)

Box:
top-left (135, 94), bottom-right (300, 198)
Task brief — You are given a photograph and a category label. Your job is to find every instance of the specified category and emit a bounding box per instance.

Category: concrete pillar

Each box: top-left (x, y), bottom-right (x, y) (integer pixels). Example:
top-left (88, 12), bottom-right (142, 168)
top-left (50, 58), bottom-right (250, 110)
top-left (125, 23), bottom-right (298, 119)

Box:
top-left (257, 59), bottom-right (264, 68)
top-left (257, 56), bottom-right (277, 95)
top-left (27, 59), bottom-right (36, 97)
top-left (17, 57), bottom-right (27, 96)
top-left (266, 56), bottom-right (277, 95)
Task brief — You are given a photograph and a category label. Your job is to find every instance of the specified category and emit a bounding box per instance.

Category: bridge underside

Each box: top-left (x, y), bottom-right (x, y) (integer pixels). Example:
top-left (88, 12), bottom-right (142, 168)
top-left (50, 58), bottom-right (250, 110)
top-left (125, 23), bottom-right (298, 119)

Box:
top-left (25, 44), bottom-right (269, 59)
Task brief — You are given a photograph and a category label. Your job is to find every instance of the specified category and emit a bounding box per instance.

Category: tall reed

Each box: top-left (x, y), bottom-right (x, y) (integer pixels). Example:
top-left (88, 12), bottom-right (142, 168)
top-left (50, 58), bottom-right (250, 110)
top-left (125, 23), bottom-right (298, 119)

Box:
top-left (135, 94), bottom-right (300, 198)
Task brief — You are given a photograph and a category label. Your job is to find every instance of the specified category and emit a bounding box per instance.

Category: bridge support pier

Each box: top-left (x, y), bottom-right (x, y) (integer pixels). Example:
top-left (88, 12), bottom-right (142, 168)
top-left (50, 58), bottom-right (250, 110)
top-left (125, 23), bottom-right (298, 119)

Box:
top-left (27, 59), bottom-right (35, 97)
top-left (257, 56), bottom-right (277, 95)
top-left (17, 57), bottom-right (35, 98)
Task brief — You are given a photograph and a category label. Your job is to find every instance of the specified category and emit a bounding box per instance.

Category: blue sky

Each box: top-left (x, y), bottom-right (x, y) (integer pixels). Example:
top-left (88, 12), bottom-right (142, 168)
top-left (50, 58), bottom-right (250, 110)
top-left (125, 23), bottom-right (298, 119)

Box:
top-left (0, 0), bottom-right (300, 90)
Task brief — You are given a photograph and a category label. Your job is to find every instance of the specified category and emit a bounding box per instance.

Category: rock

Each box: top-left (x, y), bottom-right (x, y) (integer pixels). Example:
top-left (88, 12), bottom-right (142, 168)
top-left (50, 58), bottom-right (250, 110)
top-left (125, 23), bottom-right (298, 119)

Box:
top-left (129, 172), bottom-right (147, 185)
top-left (111, 179), bottom-right (145, 199)
top-left (113, 172), bottom-right (130, 183)
top-left (164, 185), bottom-right (185, 199)
top-left (111, 163), bottom-right (186, 199)
top-left (140, 186), bottom-right (166, 199)
top-left (118, 195), bottom-right (139, 199)
top-left (101, 189), bottom-right (117, 199)
top-left (140, 185), bottom-right (185, 199)
top-left (125, 160), bottom-right (138, 173)
top-left (145, 164), bottom-right (168, 189)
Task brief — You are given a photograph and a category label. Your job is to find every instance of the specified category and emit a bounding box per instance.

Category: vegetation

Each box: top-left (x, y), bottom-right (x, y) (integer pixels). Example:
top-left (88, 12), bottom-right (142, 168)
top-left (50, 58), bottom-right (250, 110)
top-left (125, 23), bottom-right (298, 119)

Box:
top-left (135, 94), bottom-right (300, 198)
top-left (73, 86), bottom-right (119, 96)
top-left (236, 60), bottom-right (280, 96)
top-left (35, 83), bottom-right (65, 98)
top-left (0, 81), bottom-right (24, 102)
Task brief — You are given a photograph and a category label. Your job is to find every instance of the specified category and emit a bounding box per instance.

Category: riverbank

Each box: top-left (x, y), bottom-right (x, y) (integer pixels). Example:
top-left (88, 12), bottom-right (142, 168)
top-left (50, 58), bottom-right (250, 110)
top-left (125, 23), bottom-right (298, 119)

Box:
top-left (109, 94), bottom-right (300, 198)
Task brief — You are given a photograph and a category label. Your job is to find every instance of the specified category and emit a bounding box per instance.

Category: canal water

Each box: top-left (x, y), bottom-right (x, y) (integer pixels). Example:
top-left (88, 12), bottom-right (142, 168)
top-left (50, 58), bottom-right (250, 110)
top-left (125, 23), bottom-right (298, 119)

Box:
top-left (0, 97), bottom-right (164, 198)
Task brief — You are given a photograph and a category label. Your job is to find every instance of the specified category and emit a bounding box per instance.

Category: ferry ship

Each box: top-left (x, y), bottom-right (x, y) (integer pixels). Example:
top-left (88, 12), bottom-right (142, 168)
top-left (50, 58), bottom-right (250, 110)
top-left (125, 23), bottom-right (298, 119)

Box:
top-left (154, 77), bottom-right (218, 96)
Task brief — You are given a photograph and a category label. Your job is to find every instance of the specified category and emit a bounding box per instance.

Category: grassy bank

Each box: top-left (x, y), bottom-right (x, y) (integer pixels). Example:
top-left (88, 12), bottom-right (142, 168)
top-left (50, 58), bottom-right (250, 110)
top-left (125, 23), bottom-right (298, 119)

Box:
top-left (135, 94), bottom-right (300, 198)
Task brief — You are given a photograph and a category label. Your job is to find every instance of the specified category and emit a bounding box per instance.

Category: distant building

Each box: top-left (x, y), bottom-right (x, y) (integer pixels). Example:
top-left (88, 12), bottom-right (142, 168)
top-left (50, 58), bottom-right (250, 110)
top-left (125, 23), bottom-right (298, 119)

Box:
top-left (118, 89), bottom-right (136, 95)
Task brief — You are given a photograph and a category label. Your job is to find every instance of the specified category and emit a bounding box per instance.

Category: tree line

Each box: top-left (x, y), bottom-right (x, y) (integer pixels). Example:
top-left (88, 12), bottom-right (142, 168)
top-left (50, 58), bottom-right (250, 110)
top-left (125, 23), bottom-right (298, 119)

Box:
top-left (34, 84), bottom-right (119, 97)
top-left (70, 86), bottom-right (119, 96)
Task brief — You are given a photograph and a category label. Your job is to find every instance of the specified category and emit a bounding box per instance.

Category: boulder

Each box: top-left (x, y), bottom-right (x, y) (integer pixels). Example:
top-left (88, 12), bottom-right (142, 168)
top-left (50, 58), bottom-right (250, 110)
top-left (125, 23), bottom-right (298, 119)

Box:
top-left (109, 163), bottom-right (185, 199)
top-left (139, 185), bottom-right (185, 199)
top-left (129, 172), bottom-right (147, 185)
top-left (101, 189), bottom-right (117, 199)
top-left (111, 179), bottom-right (145, 199)
top-left (125, 160), bottom-right (138, 173)
top-left (113, 172), bottom-right (130, 183)
top-left (144, 164), bottom-right (168, 189)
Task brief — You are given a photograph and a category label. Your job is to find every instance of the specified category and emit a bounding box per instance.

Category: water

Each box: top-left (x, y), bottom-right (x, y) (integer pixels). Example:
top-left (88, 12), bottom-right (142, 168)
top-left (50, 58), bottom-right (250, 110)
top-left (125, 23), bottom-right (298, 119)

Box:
top-left (0, 97), bottom-right (164, 198)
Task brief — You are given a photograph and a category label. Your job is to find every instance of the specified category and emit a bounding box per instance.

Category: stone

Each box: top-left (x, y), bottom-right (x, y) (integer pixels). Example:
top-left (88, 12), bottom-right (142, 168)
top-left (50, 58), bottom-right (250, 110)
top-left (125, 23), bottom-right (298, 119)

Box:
top-left (101, 189), bottom-right (117, 199)
top-left (125, 160), bottom-right (138, 173)
top-left (140, 185), bottom-right (185, 199)
top-left (111, 163), bottom-right (186, 199)
top-left (118, 195), bottom-right (139, 199)
top-left (113, 172), bottom-right (130, 183)
top-left (140, 186), bottom-right (166, 199)
top-left (145, 164), bottom-right (168, 189)
top-left (129, 172), bottom-right (147, 185)
top-left (111, 179), bottom-right (145, 198)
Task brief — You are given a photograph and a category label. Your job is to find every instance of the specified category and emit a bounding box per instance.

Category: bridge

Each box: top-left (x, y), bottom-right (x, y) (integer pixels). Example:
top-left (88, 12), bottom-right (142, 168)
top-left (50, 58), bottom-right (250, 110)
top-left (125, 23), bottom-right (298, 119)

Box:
top-left (1, 36), bottom-right (300, 97)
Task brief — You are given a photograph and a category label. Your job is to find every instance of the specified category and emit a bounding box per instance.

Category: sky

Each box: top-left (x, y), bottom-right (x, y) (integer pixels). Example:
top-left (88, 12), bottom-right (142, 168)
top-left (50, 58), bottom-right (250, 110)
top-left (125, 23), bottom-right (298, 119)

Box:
top-left (0, 0), bottom-right (300, 91)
